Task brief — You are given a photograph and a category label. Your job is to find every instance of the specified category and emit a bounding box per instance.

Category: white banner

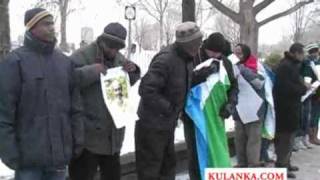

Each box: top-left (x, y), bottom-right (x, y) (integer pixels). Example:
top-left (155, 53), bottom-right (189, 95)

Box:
top-left (100, 67), bottom-right (139, 128)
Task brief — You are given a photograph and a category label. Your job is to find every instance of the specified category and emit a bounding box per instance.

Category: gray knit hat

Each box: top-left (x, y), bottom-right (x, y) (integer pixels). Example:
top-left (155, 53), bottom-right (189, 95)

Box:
top-left (175, 22), bottom-right (202, 43)
top-left (99, 23), bottom-right (127, 49)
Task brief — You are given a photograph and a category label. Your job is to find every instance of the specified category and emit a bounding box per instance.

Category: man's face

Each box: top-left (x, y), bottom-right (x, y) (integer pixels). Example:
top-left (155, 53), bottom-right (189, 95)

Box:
top-left (295, 51), bottom-right (305, 62)
top-left (205, 49), bottom-right (222, 59)
top-left (182, 38), bottom-right (202, 57)
top-left (310, 49), bottom-right (319, 60)
top-left (100, 42), bottom-right (120, 60)
top-left (234, 46), bottom-right (244, 61)
top-left (30, 16), bottom-right (55, 42)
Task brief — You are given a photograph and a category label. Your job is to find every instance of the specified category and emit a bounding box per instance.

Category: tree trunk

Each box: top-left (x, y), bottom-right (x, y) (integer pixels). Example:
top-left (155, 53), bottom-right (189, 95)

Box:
top-left (240, 22), bottom-right (259, 56)
top-left (239, 1), bottom-right (259, 55)
top-left (159, 15), bottom-right (164, 48)
top-left (0, 0), bottom-right (10, 61)
top-left (182, 0), bottom-right (195, 22)
top-left (59, 1), bottom-right (68, 52)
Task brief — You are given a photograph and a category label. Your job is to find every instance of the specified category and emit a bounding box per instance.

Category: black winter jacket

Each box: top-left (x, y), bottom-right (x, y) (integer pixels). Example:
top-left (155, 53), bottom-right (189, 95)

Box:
top-left (274, 52), bottom-right (307, 132)
top-left (138, 43), bottom-right (194, 130)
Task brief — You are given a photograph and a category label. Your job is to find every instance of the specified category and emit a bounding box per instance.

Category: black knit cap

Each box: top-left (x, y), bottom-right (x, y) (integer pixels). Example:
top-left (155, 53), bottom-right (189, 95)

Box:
top-left (202, 32), bottom-right (226, 53)
top-left (24, 8), bottom-right (52, 30)
top-left (99, 23), bottom-right (127, 49)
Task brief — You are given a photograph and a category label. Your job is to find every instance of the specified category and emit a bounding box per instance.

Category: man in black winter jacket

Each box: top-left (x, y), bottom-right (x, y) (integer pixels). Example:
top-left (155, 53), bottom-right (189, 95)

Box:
top-left (0, 8), bottom-right (83, 180)
top-left (135, 21), bottom-right (203, 180)
top-left (274, 43), bottom-right (308, 179)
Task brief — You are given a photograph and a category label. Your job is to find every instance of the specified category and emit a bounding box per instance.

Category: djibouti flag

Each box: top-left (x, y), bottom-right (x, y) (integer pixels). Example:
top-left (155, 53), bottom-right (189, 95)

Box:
top-left (185, 59), bottom-right (232, 180)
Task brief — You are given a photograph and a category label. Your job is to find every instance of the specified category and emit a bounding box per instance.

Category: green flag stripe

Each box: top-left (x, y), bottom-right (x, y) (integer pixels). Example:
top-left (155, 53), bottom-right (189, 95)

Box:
top-left (204, 78), bottom-right (231, 167)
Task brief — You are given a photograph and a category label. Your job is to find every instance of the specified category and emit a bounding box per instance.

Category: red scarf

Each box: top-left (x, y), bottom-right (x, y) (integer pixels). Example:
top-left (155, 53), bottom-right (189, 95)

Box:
top-left (243, 55), bottom-right (258, 73)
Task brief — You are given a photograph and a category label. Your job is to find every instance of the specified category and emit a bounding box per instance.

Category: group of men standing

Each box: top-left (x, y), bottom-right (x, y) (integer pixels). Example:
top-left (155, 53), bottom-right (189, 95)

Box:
top-left (0, 7), bottom-right (319, 180)
top-left (0, 7), bottom-right (236, 180)
top-left (0, 8), bottom-right (140, 180)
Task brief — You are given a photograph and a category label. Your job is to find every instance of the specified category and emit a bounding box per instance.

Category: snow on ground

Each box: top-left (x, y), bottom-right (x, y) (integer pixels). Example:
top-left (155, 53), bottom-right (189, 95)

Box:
top-left (0, 160), bottom-right (14, 180)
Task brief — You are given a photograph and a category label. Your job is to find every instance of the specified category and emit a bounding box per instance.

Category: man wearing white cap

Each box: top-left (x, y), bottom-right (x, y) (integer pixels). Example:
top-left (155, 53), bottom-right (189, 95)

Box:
top-left (135, 22), bottom-right (203, 180)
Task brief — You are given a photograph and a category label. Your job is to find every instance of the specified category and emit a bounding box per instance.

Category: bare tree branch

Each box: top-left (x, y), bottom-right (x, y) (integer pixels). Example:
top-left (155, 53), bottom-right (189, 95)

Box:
top-left (207, 0), bottom-right (240, 23)
top-left (253, 0), bottom-right (275, 15)
top-left (153, 0), bottom-right (160, 12)
top-left (258, 0), bottom-right (314, 27)
top-left (139, 2), bottom-right (161, 21)
top-left (163, 0), bottom-right (169, 13)
top-left (143, 0), bottom-right (159, 14)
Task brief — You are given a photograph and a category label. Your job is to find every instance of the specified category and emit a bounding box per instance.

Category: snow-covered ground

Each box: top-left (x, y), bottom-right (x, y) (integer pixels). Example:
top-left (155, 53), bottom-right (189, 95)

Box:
top-left (0, 160), bottom-right (14, 180)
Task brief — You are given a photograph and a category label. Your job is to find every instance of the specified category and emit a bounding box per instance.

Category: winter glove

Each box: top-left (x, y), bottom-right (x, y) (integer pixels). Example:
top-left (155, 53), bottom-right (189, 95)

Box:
top-left (220, 103), bottom-right (235, 119)
top-left (123, 61), bottom-right (137, 73)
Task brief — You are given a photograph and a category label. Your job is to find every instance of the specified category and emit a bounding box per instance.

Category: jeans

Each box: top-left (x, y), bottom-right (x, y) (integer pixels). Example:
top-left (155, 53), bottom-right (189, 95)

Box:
top-left (311, 100), bottom-right (320, 128)
top-left (15, 167), bottom-right (66, 180)
top-left (298, 99), bottom-right (312, 136)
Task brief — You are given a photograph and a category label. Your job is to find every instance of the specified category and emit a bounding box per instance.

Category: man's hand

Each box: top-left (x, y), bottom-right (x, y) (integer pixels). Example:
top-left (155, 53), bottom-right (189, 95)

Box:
top-left (123, 61), bottom-right (137, 73)
top-left (220, 103), bottom-right (235, 119)
top-left (305, 82), bottom-right (312, 90)
top-left (95, 63), bottom-right (106, 74)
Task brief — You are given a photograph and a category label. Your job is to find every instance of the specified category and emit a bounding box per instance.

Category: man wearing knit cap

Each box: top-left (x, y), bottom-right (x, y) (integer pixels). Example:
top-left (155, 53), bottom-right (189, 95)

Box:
top-left (0, 8), bottom-right (84, 180)
top-left (135, 21), bottom-right (203, 180)
top-left (68, 23), bottom-right (140, 180)
top-left (182, 32), bottom-right (238, 180)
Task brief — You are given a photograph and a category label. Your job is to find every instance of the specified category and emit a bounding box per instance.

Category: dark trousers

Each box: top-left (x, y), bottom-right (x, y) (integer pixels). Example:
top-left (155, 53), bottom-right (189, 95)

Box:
top-left (183, 115), bottom-right (201, 180)
top-left (135, 121), bottom-right (176, 180)
top-left (274, 131), bottom-right (295, 168)
top-left (68, 149), bottom-right (121, 180)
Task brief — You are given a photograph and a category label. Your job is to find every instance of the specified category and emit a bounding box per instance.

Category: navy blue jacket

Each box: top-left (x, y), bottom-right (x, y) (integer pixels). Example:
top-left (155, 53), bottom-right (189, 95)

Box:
top-left (0, 32), bottom-right (84, 169)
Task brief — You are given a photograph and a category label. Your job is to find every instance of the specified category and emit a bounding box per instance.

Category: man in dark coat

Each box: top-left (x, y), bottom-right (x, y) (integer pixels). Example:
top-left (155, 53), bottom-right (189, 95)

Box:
top-left (0, 8), bottom-right (84, 180)
top-left (183, 33), bottom-right (238, 180)
top-left (274, 43), bottom-right (308, 179)
top-left (135, 22), bottom-right (203, 180)
top-left (301, 43), bottom-right (320, 146)
top-left (68, 23), bottom-right (140, 180)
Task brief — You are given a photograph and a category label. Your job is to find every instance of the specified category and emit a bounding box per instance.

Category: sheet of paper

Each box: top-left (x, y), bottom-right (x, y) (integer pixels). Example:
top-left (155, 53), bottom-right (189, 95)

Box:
top-left (301, 80), bottom-right (320, 102)
top-left (100, 67), bottom-right (139, 128)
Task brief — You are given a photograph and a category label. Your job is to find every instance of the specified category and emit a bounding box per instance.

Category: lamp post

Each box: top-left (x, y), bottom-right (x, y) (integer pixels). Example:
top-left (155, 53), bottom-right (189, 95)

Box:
top-left (125, 5), bottom-right (136, 60)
